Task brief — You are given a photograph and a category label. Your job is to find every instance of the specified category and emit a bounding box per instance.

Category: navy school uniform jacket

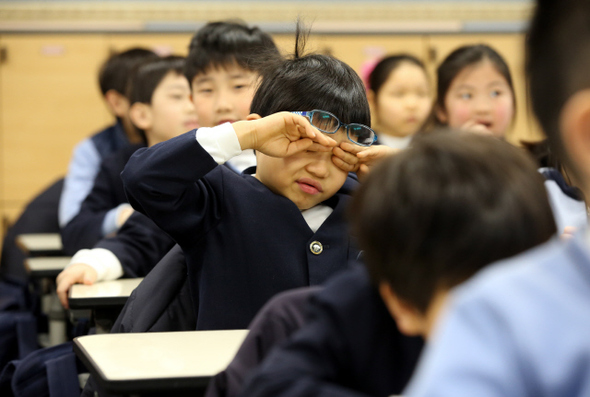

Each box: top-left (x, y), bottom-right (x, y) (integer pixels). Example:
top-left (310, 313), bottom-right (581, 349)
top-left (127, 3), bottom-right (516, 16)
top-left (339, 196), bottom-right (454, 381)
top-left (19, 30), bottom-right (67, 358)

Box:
top-left (61, 144), bottom-right (144, 255)
top-left (240, 265), bottom-right (425, 397)
top-left (122, 130), bottom-right (361, 330)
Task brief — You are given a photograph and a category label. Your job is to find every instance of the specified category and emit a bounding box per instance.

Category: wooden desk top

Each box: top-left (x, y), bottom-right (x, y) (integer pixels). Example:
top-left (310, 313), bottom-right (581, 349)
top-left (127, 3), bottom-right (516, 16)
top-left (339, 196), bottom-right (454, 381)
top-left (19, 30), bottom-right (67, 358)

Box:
top-left (25, 256), bottom-right (71, 278)
top-left (16, 233), bottom-right (63, 256)
top-left (74, 329), bottom-right (248, 393)
top-left (68, 278), bottom-right (143, 309)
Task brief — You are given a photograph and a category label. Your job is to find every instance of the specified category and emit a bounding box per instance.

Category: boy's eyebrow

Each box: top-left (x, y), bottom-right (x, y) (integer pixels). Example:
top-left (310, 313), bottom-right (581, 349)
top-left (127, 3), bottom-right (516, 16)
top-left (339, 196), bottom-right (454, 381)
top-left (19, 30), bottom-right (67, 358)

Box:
top-left (163, 83), bottom-right (190, 90)
top-left (193, 76), bottom-right (213, 84)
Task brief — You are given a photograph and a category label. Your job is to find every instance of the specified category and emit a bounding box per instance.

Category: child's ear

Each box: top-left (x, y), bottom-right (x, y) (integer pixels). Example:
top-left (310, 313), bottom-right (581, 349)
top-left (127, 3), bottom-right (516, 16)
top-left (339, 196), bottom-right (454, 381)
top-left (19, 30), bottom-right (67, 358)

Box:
top-left (378, 282), bottom-right (426, 337)
top-left (246, 113), bottom-right (262, 121)
top-left (129, 103), bottom-right (153, 131)
top-left (104, 89), bottom-right (130, 118)
top-left (560, 89), bottom-right (590, 182)
top-left (435, 104), bottom-right (448, 124)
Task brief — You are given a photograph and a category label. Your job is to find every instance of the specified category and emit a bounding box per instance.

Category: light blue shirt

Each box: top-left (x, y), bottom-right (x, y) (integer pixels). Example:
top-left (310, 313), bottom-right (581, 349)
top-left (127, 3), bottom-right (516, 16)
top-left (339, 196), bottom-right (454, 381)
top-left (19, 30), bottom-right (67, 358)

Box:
top-left (405, 233), bottom-right (590, 397)
top-left (59, 122), bottom-right (130, 231)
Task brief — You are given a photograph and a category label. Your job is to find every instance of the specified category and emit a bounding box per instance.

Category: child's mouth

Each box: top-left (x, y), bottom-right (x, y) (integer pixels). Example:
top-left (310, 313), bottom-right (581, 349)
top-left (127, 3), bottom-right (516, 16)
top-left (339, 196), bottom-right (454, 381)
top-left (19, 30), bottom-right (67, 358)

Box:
top-left (297, 178), bottom-right (323, 195)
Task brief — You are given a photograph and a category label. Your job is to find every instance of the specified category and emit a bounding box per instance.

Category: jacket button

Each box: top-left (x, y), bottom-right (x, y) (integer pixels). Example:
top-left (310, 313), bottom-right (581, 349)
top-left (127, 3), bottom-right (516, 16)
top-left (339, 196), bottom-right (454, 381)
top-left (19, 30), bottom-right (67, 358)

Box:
top-left (310, 241), bottom-right (323, 255)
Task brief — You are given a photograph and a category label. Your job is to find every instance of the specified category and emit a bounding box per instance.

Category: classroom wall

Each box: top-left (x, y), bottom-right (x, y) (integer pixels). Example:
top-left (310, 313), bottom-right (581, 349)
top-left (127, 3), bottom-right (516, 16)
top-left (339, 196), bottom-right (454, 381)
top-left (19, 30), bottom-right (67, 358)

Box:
top-left (0, 31), bottom-right (543, 244)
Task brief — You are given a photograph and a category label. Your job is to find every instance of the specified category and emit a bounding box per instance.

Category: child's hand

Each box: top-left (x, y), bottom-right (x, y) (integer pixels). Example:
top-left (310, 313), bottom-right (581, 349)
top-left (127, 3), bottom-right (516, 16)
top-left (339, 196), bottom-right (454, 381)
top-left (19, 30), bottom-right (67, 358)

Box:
top-left (561, 226), bottom-right (577, 240)
top-left (56, 263), bottom-right (97, 309)
top-left (235, 112), bottom-right (337, 157)
top-left (460, 120), bottom-right (493, 136)
top-left (333, 142), bottom-right (398, 180)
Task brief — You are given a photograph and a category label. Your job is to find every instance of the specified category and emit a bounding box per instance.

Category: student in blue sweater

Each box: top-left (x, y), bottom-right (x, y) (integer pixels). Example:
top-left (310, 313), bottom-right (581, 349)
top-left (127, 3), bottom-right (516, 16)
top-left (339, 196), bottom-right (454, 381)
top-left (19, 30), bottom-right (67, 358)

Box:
top-left (404, 1), bottom-right (590, 395)
top-left (122, 41), bottom-right (380, 330)
top-left (59, 48), bottom-right (158, 233)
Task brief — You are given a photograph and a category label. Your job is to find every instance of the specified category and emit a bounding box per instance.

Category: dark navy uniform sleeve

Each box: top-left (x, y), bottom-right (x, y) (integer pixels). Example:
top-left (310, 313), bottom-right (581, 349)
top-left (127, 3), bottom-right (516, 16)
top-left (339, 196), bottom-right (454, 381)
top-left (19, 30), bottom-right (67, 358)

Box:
top-left (94, 211), bottom-right (176, 278)
top-left (239, 265), bottom-right (423, 397)
top-left (121, 130), bottom-right (221, 249)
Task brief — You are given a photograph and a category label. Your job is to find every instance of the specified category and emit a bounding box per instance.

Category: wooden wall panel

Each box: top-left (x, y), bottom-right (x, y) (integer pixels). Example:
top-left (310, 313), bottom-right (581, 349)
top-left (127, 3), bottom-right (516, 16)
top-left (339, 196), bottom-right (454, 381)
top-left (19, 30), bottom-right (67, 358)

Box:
top-left (0, 35), bottom-right (110, 227)
top-left (106, 33), bottom-right (194, 57)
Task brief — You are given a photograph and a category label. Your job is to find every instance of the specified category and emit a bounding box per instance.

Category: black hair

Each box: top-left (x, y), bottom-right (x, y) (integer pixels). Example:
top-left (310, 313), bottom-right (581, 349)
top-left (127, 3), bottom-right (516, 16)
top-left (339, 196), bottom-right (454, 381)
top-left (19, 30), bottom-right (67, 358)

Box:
top-left (434, 44), bottom-right (515, 126)
top-left (127, 56), bottom-right (186, 143)
top-left (368, 54), bottom-right (427, 95)
top-left (250, 27), bottom-right (370, 126)
top-left (527, 0), bottom-right (590, 177)
top-left (128, 56), bottom-right (186, 105)
top-left (184, 20), bottom-right (280, 84)
top-left (98, 48), bottom-right (159, 97)
top-left (350, 130), bottom-right (556, 313)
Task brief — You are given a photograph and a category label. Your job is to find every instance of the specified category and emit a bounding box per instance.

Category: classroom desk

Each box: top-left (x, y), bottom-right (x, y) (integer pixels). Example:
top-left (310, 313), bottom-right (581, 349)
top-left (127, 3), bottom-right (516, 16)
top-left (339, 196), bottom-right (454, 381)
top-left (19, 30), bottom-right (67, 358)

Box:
top-left (25, 256), bottom-right (71, 278)
top-left (69, 278), bottom-right (143, 333)
top-left (73, 330), bottom-right (249, 395)
top-left (69, 278), bottom-right (143, 309)
top-left (16, 233), bottom-right (64, 256)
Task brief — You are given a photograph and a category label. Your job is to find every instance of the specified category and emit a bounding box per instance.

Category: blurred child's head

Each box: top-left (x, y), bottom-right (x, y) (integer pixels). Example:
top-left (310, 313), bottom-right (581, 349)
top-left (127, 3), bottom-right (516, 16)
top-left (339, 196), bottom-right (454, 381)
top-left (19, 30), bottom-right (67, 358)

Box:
top-left (350, 131), bottom-right (556, 338)
top-left (128, 56), bottom-right (198, 147)
top-left (367, 55), bottom-right (431, 138)
top-left (185, 20), bottom-right (279, 128)
top-left (99, 48), bottom-right (159, 122)
top-left (249, 32), bottom-right (370, 210)
top-left (527, 0), bottom-right (590, 195)
top-left (434, 44), bottom-right (515, 138)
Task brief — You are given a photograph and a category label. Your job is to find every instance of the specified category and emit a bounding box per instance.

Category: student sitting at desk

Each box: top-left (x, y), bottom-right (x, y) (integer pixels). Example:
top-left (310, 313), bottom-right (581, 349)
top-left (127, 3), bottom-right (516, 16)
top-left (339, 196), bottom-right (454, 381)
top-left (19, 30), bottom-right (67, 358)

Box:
top-left (59, 48), bottom-right (158, 254)
top-left (121, 33), bottom-right (385, 330)
top-left (56, 56), bottom-right (198, 308)
top-left (55, 20), bottom-right (281, 310)
top-left (237, 131), bottom-right (556, 397)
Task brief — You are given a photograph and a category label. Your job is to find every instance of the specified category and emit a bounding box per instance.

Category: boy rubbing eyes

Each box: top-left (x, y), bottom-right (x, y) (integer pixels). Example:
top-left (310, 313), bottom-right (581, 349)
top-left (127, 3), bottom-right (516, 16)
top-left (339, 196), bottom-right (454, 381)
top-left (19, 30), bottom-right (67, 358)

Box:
top-left (121, 48), bottom-right (377, 330)
top-left (240, 131), bottom-right (556, 397)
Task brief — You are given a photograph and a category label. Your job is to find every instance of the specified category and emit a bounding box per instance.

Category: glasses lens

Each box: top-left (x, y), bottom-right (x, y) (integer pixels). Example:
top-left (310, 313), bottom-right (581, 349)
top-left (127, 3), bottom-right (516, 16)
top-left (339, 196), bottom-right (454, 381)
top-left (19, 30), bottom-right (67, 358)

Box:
top-left (348, 125), bottom-right (375, 146)
top-left (311, 111), bottom-right (339, 133)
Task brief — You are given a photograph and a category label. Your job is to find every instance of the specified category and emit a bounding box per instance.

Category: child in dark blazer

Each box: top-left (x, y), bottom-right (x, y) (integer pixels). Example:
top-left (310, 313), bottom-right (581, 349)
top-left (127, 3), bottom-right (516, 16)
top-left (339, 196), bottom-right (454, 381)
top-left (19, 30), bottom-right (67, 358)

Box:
top-left (121, 38), bottom-right (381, 330)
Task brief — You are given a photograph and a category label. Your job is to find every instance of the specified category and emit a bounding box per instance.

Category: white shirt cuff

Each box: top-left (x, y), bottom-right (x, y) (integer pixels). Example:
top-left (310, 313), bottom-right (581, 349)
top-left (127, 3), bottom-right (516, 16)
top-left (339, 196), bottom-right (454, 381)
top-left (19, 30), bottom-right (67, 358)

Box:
top-left (195, 122), bottom-right (244, 164)
top-left (68, 248), bottom-right (124, 281)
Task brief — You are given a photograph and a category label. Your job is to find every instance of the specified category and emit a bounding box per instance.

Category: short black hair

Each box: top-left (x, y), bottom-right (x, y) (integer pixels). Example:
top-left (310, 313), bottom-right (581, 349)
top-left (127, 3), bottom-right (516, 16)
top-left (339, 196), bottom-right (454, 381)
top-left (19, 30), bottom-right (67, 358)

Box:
top-left (98, 48), bottom-right (159, 97)
top-left (527, 0), bottom-right (590, 177)
top-left (250, 29), bottom-right (370, 126)
top-left (368, 54), bottom-right (427, 95)
top-left (434, 44), bottom-right (515, 125)
top-left (184, 20), bottom-right (279, 84)
top-left (350, 131), bottom-right (556, 313)
top-left (128, 56), bottom-right (186, 105)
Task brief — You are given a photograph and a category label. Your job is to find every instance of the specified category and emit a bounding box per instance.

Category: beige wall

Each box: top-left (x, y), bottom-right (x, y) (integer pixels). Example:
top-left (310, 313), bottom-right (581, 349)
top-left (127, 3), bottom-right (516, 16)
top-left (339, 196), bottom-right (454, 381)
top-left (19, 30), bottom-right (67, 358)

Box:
top-left (0, 32), bottom-right (543, 242)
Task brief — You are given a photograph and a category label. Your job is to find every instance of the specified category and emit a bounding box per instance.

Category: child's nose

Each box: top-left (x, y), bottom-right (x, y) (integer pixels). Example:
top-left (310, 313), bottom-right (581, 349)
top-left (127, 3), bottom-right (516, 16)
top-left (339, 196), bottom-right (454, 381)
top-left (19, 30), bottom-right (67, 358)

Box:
top-left (305, 153), bottom-right (331, 178)
top-left (215, 90), bottom-right (233, 113)
top-left (474, 96), bottom-right (492, 113)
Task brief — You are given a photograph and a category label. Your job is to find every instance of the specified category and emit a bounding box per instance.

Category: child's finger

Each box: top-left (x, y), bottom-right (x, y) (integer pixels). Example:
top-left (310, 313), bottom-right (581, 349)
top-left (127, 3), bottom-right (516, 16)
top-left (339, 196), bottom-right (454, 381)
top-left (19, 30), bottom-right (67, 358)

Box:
top-left (333, 146), bottom-right (360, 165)
top-left (331, 154), bottom-right (358, 172)
top-left (339, 141), bottom-right (365, 155)
top-left (306, 142), bottom-right (334, 152)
